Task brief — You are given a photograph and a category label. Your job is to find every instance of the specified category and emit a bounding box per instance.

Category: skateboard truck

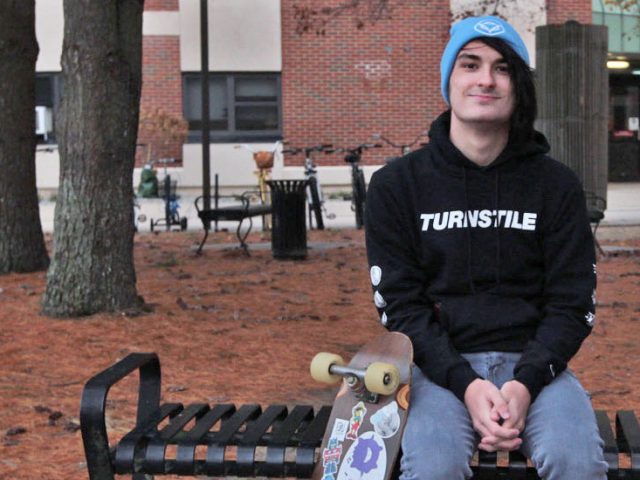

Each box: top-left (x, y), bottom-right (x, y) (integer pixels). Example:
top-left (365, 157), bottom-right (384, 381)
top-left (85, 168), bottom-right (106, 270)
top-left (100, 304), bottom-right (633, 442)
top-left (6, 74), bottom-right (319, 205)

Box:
top-left (310, 353), bottom-right (401, 403)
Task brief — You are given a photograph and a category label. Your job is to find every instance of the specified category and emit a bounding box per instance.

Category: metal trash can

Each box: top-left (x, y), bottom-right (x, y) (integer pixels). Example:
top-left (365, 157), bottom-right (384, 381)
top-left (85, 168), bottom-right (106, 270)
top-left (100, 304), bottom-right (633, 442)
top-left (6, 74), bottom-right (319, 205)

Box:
top-left (267, 179), bottom-right (308, 260)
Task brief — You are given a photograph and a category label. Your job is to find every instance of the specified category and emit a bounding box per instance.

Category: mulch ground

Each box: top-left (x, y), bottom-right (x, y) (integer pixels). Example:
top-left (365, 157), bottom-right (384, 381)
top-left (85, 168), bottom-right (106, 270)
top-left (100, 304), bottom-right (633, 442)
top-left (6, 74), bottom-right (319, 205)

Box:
top-left (0, 228), bottom-right (639, 479)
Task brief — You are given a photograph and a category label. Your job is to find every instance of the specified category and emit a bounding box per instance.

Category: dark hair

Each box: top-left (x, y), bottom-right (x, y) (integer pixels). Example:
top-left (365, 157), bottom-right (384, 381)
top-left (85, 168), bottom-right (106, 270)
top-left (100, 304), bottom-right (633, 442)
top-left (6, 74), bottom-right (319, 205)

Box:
top-left (478, 36), bottom-right (537, 145)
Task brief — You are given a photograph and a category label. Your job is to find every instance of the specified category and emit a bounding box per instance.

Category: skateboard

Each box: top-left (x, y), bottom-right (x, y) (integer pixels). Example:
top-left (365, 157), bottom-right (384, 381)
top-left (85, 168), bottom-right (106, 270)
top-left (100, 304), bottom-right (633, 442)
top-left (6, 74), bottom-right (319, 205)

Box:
top-left (310, 332), bottom-right (413, 480)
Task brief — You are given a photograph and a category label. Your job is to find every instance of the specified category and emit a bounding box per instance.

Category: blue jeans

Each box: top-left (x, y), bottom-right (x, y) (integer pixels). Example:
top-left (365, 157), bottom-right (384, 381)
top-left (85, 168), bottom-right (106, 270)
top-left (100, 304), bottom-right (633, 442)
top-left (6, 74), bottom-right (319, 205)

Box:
top-left (400, 352), bottom-right (608, 480)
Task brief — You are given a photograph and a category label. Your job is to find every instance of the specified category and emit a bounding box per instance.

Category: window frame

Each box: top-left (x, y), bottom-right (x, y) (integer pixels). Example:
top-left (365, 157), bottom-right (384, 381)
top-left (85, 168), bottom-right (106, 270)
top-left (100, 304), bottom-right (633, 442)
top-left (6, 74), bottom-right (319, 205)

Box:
top-left (182, 72), bottom-right (282, 143)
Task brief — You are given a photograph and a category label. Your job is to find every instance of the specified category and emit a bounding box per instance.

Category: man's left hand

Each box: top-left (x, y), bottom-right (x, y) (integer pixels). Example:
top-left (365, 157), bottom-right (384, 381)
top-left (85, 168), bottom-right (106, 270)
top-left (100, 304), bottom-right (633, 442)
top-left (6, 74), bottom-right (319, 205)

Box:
top-left (499, 380), bottom-right (531, 433)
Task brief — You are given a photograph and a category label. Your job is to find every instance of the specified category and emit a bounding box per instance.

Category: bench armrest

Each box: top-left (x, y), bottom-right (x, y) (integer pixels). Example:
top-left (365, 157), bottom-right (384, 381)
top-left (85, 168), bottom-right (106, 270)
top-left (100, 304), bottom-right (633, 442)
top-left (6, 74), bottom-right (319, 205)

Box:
top-left (585, 191), bottom-right (607, 220)
top-left (80, 353), bottom-right (161, 479)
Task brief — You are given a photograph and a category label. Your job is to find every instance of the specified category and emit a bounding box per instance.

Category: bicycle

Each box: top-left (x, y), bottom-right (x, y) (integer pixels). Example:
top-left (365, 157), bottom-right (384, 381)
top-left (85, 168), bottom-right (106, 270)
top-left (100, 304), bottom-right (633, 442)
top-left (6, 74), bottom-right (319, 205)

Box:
top-left (282, 144), bottom-right (335, 230)
top-left (148, 158), bottom-right (188, 232)
top-left (328, 143), bottom-right (381, 229)
top-left (372, 131), bottom-right (428, 163)
top-left (235, 141), bottom-right (282, 230)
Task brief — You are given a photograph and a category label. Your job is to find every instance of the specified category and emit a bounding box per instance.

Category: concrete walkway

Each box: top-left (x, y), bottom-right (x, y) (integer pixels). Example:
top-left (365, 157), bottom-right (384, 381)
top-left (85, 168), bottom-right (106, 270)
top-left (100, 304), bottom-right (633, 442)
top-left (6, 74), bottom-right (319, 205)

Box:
top-left (38, 182), bottom-right (640, 240)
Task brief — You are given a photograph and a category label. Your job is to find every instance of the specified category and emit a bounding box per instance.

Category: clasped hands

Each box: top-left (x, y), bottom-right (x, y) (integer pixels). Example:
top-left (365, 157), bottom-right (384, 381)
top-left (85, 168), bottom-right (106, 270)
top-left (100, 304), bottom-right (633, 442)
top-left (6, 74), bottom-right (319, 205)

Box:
top-left (464, 378), bottom-right (531, 452)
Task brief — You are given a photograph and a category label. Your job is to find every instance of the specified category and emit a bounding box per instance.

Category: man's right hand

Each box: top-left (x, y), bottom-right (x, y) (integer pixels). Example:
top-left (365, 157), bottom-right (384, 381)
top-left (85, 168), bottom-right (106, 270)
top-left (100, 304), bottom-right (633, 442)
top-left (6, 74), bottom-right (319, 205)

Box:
top-left (464, 379), bottom-right (522, 452)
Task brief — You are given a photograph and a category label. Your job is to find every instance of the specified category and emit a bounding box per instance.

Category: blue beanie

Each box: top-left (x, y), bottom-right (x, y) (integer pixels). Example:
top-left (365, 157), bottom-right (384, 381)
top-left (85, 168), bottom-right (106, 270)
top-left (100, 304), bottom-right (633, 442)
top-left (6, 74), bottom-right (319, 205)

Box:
top-left (440, 16), bottom-right (530, 104)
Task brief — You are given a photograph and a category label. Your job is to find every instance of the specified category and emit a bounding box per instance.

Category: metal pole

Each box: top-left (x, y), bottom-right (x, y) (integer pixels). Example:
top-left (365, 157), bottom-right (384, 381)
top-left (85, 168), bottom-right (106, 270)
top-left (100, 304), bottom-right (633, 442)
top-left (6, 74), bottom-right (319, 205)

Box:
top-left (200, 0), bottom-right (211, 228)
top-left (214, 173), bottom-right (219, 232)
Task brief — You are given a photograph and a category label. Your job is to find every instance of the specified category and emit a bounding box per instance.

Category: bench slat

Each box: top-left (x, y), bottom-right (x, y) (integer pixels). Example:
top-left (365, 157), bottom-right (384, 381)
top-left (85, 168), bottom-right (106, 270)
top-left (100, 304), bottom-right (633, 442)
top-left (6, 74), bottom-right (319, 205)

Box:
top-left (478, 450), bottom-right (498, 472)
top-left (616, 410), bottom-right (640, 472)
top-left (237, 405), bottom-right (289, 477)
top-left (296, 405), bottom-right (333, 477)
top-left (143, 403), bottom-right (210, 474)
top-left (204, 404), bottom-right (262, 476)
top-left (198, 205), bottom-right (272, 222)
top-left (263, 405), bottom-right (316, 477)
top-left (113, 403), bottom-right (183, 474)
top-left (173, 403), bottom-right (236, 475)
top-left (596, 409), bottom-right (620, 471)
top-left (507, 450), bottom-right (528, 479)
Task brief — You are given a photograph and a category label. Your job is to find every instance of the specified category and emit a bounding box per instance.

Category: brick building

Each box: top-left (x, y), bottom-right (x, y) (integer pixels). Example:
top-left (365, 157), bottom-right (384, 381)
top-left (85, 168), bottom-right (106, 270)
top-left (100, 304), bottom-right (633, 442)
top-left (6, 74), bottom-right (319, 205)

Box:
top-left (36, 0), bottom-right (631, 195)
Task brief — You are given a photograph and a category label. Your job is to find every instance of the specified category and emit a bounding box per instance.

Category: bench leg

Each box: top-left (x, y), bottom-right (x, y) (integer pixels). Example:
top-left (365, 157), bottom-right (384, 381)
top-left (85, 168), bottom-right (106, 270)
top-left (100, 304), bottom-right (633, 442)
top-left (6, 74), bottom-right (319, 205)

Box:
top-left (196, 227), bottom-right (210, 255)
top-left (236, 217), bottom-right (253, 256)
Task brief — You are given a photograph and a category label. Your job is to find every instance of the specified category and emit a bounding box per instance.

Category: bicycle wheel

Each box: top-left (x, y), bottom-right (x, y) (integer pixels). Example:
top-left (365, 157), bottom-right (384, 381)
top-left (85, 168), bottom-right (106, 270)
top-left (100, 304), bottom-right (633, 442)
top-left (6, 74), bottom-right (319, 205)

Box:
top-left (354, 169), bottom-right (366, 229)
top-left (307, 177), bottom-right (324, 230)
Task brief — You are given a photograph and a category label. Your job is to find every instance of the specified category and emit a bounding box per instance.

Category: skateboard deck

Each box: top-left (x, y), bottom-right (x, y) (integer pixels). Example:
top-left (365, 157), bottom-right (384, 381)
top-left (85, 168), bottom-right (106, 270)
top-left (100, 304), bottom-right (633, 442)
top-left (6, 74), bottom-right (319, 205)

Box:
top-left (311, 332), bottom-right (413, 480)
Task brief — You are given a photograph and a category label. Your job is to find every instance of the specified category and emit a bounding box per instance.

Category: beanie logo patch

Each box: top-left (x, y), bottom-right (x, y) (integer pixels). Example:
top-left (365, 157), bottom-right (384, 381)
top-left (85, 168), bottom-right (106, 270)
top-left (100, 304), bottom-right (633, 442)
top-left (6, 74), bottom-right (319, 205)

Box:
top-left (474, 20), bottom-right (506, 36)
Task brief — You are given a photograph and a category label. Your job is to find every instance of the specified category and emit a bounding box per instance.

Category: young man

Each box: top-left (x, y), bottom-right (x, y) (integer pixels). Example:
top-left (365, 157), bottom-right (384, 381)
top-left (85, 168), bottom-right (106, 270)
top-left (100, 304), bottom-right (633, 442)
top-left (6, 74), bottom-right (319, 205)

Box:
top-left (365, 16), bottom-right (608, 479)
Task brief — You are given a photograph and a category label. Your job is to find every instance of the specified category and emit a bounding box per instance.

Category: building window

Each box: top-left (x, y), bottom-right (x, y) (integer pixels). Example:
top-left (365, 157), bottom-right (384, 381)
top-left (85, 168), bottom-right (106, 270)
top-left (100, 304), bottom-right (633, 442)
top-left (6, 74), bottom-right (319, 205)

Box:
top-left (593, 0), bottom-right (640, 53)
top-left (35, 73), bottom-right (62, 144)
top-left (610, 80), bottom-right (639, 138)
top-left (183, 73), bottom-right (281, 142)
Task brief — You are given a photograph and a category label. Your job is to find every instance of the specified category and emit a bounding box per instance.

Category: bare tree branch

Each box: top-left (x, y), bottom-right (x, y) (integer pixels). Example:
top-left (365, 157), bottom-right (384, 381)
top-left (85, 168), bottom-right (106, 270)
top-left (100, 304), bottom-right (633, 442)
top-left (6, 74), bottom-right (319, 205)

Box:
top-left (293, 0), bottom-right (428, 35)
top-left (292, 0), bottom-right (547, 35)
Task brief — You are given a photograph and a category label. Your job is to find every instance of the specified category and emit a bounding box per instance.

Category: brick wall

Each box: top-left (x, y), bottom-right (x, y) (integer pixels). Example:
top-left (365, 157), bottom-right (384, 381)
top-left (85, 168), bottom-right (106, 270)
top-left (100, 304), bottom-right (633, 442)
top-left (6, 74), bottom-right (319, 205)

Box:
top-left (280, 0), bottom-right (451, 167)
top-left (144, 0), bottom-right (178, 11)
top-left (137, 35), bottom-right (185, 166)
top-left (546, 0), bottom-right (592, 24)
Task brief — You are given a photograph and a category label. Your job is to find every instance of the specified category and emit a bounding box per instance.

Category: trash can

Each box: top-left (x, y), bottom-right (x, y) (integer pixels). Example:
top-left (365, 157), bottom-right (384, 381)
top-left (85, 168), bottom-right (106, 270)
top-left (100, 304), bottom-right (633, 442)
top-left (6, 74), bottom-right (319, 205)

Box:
top-left (267, 179), bottom-right (308, 260)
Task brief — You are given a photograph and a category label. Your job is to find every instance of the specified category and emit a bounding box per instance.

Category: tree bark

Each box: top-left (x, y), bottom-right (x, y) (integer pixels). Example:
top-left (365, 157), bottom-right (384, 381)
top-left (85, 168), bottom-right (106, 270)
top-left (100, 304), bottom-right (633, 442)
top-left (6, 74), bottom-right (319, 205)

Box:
top-left (42, 0), bottom-right (145, 316)
top-left (0, 0), bottom-right (49, 274)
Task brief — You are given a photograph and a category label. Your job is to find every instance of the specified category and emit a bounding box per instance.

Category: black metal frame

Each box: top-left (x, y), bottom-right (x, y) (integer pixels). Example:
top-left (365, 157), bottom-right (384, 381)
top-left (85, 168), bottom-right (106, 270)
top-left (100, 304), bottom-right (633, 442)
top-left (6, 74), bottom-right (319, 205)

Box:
top-left (194, 191), bottom-right (272, 255)
top-left (586, 190), bottom-right (608, 256)
top-left (80, 353), bottom-right (328, 479)
top-left (80, 353), bottom-right (161, 480)
top-left (81, 354), bottom-right (640, 480)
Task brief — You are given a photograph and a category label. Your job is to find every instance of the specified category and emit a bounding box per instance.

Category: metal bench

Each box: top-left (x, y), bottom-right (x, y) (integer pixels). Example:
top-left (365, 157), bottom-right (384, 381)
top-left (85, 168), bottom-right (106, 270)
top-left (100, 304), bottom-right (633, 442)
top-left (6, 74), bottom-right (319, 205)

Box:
top-left (80, 353), bottom-right (640, 479)
top-left (194, 192), bottom-right (271, 255)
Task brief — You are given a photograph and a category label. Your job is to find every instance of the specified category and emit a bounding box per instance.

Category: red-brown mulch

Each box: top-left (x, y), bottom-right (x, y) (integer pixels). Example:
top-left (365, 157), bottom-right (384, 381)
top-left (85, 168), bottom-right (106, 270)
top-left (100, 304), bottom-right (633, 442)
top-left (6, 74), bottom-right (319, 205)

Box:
top-left (0, 229), bottom-right (639, 479)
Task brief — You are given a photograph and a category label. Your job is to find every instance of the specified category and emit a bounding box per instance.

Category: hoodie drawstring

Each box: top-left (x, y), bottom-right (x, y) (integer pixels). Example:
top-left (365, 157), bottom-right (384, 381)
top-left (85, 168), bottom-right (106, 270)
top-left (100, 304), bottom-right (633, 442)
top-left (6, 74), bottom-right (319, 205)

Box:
top-left (495, 171), bottom-right (502, 286)
top-left (463, 167), bottom-right (502, 293)
top-left (463, 167), bottom-right (477, 294)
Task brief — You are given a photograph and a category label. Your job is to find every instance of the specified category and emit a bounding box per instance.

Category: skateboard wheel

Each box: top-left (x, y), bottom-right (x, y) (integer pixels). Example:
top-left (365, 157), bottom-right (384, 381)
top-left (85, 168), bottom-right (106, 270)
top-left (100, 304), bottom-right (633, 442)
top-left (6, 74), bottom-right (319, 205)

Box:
top-left (364, 362), bottom-right (400, 395)
top-left (310, 352), bottom-right (345, 384)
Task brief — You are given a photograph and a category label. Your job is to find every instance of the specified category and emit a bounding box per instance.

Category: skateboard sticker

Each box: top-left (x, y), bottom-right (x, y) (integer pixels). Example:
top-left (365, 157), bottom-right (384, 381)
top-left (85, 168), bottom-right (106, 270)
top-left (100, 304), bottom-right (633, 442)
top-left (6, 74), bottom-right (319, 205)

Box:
top-left (331, 418), bottom-right (350, 442)
top-left (370, 401), bottom-right (401, 439)
top-left (346, 401), bottom-right (367, 440)
top-left (396, 384), bottom-right (410, 410)
top-left (321, 419), bottom-right (350, 480)
top-left (321, 437), bottom-right (343, 480)
top-left (337, 431), bottom-right (387, 480)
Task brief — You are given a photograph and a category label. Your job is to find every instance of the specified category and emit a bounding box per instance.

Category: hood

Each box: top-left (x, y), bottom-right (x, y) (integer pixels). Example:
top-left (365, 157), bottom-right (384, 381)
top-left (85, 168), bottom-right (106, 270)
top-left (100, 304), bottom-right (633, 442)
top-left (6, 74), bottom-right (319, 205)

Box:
top-left (428, 110), bottom-right (550, 174)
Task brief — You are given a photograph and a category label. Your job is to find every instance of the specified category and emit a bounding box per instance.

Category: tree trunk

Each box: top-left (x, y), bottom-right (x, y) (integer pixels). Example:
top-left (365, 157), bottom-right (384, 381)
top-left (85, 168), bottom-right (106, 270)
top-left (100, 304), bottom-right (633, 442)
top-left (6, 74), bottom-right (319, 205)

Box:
top-left (42, 0), bottom-right (145, 317)
top-left (0, 0), bottom-right (49, 274)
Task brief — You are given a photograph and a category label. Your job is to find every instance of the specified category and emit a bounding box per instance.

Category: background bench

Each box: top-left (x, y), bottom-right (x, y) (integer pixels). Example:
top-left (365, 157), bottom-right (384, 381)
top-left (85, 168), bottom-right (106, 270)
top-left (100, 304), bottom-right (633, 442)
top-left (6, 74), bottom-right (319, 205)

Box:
top-left (194, 192), bottom-right (271, 255)
top-left (81, 353), bottom-right (640, 479)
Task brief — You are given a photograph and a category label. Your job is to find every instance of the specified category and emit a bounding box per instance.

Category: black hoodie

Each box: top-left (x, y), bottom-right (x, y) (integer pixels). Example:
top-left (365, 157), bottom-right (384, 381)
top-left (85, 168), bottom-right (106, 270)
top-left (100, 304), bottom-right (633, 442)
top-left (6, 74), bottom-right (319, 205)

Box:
top-left (365, 111), bottom-right (596, 403)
